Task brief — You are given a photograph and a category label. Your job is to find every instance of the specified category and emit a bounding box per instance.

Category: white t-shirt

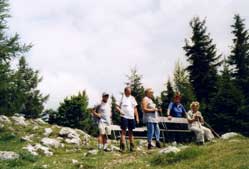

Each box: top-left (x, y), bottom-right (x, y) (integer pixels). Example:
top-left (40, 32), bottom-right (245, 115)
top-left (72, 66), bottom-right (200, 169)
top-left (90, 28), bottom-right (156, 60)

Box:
top-left (96, 102), bottom-right (112, 125)
top-left (120, 96), bottom-right (137, 119)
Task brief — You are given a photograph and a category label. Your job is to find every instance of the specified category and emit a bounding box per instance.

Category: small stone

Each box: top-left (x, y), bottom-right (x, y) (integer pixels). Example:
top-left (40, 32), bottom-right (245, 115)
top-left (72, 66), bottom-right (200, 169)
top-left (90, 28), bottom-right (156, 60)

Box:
top-left (72, 159), bottom-right (79, 164)
top-left (11, 116), bottom-right (28, 126)
top-left (44, 128), bottom-right (53, 137)
top-left (21, 134), bottom-right (34, 142)
top-left (159, 146), bottom-right (181, 154)
top-left (0, 115), bottom-right (11, 124)
top-left (85, 149), bottom-right (98, 156)
top-left (41, 137), bottom-right (61, 148)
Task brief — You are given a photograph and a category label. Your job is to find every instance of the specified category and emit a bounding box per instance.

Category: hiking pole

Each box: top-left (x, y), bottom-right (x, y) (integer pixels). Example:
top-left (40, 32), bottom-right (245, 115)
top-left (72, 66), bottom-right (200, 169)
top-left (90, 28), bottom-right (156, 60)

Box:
top-left (204, 121), bottom-right (220, 138)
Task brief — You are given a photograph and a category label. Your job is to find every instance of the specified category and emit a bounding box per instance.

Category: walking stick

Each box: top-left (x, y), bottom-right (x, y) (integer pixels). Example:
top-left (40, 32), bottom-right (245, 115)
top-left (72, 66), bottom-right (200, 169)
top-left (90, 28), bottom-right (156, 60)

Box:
top-left (204, 121), bottom-right (220, 138)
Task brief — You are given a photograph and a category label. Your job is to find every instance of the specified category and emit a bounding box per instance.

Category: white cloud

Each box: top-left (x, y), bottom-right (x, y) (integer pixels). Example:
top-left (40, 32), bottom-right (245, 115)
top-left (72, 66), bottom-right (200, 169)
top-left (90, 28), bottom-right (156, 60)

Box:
top-left (8, 0), bottom-right (249, 109)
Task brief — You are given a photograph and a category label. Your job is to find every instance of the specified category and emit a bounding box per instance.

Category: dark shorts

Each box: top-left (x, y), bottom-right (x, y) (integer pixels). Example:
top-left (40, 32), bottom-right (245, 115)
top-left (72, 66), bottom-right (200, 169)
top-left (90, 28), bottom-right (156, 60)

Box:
top-left (120, 117), bottom-right (136, 131)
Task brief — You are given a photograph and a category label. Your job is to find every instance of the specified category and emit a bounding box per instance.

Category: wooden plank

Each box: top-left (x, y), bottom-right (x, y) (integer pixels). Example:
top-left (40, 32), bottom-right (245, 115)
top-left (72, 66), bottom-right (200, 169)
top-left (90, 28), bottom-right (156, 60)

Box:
top-left (110, 125), bottom-right (147, 132)
top-left (158, 117), bottom-right (189, 124)
top-left (160, 129), bottom-right (192, 133)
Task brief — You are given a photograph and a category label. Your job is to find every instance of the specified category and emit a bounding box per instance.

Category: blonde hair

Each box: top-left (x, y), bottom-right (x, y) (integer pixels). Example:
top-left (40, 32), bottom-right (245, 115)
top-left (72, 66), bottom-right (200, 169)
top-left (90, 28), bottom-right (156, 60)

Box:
top-left (190, 101), bottom-right (200, 110)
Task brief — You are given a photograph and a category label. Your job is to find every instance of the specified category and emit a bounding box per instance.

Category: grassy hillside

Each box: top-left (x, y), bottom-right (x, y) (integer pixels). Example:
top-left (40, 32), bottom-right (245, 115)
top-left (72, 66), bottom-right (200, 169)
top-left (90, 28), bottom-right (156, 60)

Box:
top-left (0, 116), bottom-right (248, 169)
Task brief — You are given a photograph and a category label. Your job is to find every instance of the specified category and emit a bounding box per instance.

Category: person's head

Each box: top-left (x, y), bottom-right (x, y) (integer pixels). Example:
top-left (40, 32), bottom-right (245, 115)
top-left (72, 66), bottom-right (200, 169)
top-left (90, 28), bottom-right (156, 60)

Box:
top-left (174, 92), bottom-right (182, 104)
top-left (190, 101), bottom-right (200, 112)
top-left (102, 92), bottom-right (109, 103)
top-left (124, 87), bottom-right (131, 97)
top-left (145, 88), bottom-right (154, 99)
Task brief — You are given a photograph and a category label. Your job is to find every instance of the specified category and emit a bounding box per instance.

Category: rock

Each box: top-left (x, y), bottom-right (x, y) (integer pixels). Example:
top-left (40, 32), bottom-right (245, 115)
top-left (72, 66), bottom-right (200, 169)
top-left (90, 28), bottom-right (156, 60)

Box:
top-left (0, 124), bottom-right (4, 129)
top-left (34, 118), bottom-right (47, 125)
top-left (72, 159), bottom-right (79, 165)
top-left (221, 132), bottom-right (239, 140)
top-left (41, 138), bottom-right (61, 148)
top-left (59, 127), bottom-right (79, 139)
top-left (159, 146), bottom-right (181, 154)
top-left (11, 116), bottom-right (28, 126)
top-left (110, 145), bottom-right (120, 152)
top-left (139, 140), bottom-right (147, 146)
top-left (0, 151), bottom-right (19, 160)
top-left (85, 149), bottom-right (98, 156)
top-left (23, 144), bottom-right (53, 156)
top-left (21, 134), bottom-right (34, 142)
top-left (44, 128), bottom-right (53, 137)
top-left (42, 165), bottom-right (48, 169)
top-left (172, 141), bottom-right (177, 146)
top-left (0, 115), bottom-right (11, 124)
top-left (65, 138), bottom-right (81, 146)
top-left (33, 126), bottom-right (39, 130)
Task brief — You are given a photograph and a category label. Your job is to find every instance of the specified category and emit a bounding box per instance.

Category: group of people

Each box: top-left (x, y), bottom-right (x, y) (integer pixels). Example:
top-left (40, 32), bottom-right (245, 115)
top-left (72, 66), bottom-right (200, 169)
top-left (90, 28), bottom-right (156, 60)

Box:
top-left (92, 87), bottom-right (214, 152)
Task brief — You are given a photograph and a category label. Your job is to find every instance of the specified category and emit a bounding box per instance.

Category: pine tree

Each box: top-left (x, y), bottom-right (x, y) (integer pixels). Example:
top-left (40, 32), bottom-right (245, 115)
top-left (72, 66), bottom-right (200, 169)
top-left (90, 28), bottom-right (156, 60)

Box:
top-left (126, 68), bottom-right (144, 125)
top-left (56, 91), bottom-right (89, 128)
top-left (210, 61), bottom-right (246, 134)
top-left (183, 17), bottom-right (221, 119)
top-left (173, 60), bottom-right (195, 108)
top-left (0, 0), bottom-right (31, 115)
top-left (228, 14), bottom-right (249, 104)
top-left (160, 79), bottom-right (174, 115)
top-left (13, 56), bottom-right (48, 118)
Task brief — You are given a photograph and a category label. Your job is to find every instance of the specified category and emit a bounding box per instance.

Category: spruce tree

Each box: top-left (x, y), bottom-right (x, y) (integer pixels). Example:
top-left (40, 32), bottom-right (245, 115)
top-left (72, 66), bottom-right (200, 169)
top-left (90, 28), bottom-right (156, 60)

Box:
top-left (228, 14), bottom-right (249, 104)
top-left (0, 0), bottom-right (31, 115)
top-left (183, 17), bottom-right (221, 119)
top-left (13, 56), bottom-right (48, 118)
top-left (210, 62), bottom-right (246, 134)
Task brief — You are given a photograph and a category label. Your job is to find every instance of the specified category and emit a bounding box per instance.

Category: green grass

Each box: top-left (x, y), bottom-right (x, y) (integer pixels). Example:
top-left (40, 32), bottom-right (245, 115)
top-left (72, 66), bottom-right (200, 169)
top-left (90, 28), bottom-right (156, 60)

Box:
top-left (0, 121), bottom-right (248, 169)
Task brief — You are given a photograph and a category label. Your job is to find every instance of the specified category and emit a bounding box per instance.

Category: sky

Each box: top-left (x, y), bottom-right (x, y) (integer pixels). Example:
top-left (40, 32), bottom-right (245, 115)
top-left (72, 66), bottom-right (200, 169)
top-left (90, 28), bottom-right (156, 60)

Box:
top-left (8, 0), bottom-right (249, 109)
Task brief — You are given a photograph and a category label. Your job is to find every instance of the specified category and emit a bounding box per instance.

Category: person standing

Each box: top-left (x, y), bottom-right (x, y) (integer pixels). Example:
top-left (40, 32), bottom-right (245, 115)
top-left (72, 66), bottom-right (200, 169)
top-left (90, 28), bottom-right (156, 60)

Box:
top-left (92, 92), bottom-right (112, 151)
top-left (142, 88), bottom-right (161, 149)
top-left (116, 87), bottom-right (139, 152)
top-left (186, 101), bottom-right (214, 145)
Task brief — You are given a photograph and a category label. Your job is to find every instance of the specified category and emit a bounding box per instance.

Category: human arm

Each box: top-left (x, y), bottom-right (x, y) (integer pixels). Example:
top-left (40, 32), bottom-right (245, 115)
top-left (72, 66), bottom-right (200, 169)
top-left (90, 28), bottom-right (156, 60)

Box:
top-left (141, 98), bottom-right (157, 113)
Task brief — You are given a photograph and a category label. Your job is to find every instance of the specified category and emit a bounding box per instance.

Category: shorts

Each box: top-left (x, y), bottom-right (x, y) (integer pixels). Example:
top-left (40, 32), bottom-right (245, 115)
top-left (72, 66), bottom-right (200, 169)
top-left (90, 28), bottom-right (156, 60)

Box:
top-left (98, 122), bottom-right (112, 135)
top-left (120, 117), bottom-right (136, 131)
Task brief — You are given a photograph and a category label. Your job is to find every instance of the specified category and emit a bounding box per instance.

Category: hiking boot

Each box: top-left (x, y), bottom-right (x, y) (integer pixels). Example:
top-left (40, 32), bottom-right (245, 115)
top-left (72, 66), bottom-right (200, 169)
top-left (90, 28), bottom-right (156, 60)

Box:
top-left (156, 141), bottom-right (161, 148)
top-left (103, 148), bottom-right (111, 152)
top-left (130, 143), bottom-right (135, 152)
top-left (148, 143), bottom-right (153, 150)
top-left (120, 143), bottom-right (125, 152)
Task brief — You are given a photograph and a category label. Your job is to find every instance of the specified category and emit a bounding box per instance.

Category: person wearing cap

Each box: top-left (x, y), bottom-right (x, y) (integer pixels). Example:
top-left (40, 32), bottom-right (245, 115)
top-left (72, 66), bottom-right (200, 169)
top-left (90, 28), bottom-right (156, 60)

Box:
top-left (92, 92), bottom-right (112, 151)
top-left (116, 87), bottom-right (139, 152)
top-left (142, 88), bottom-right (161, 149)
top-left (186, 101), bottom-right (214, 145)
top-left (167, 92), bottom-right (187, 120)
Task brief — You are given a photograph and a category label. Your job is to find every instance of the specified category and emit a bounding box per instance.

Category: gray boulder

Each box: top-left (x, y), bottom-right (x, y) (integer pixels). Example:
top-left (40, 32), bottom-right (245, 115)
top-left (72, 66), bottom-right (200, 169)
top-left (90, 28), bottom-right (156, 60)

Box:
top-left (0, 151), bottom-right (19, 160)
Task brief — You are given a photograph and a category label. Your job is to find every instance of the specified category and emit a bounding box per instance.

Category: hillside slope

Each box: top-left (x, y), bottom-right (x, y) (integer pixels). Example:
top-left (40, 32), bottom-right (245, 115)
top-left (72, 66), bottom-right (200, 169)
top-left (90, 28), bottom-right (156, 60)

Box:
top-left (0, 115), bottom-right (248, 169)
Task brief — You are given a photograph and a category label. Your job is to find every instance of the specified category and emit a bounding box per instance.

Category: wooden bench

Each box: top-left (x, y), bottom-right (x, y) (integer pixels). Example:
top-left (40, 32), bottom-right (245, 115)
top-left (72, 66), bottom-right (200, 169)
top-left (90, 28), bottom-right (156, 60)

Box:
top-left (110, 117), bottom-right (193, 142)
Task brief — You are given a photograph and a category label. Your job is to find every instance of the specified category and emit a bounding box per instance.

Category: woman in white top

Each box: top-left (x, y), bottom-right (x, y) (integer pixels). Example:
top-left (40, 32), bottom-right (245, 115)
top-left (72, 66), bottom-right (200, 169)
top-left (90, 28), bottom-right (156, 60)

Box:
top-left (186, 101), bottom-right (214, 145)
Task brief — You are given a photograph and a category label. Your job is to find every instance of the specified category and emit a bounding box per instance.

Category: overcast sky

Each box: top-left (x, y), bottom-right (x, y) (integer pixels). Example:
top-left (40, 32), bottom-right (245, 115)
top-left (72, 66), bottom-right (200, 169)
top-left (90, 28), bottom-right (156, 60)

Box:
top-left (8, 0), bottom-right (249, 109)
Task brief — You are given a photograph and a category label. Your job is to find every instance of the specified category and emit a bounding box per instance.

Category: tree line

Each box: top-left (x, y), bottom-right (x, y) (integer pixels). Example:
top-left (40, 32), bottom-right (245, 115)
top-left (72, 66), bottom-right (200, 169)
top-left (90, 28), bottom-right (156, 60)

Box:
top-left (0, 0), bottom-right (248, 136)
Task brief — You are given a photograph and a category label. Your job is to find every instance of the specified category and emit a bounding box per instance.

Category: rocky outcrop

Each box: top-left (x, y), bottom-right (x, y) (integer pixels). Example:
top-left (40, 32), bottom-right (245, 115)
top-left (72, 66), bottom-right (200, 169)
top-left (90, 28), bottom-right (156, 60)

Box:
top-left (11, 116), bottom-right (28, 126)
top-left (159, 146), bottom-right (181, 154)
top-left (44, 128), bottom-right (53, 137)
top-left (0, 151), bottom-right (19, 160)
top-left (23, 144), bottom-right (53, 156)
top-left (0, 115), bottom-right (11, 124)
top-left (41, 138), bottom-right (61, 148)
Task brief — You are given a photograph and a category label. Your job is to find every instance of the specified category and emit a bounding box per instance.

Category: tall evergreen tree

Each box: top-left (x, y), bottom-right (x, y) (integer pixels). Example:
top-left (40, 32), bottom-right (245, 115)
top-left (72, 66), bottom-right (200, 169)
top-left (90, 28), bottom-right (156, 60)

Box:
top-left (126, 68), bottom-right (144, 125)
top-left (0, 0), bottom-right (31, 115)
top-left (173, 60), bottom-right (195, 108)
top-left (13, 56), bottom-right (48, 118)
top-left (183, 17), bottom-right (221, 119)
top-left (210, 61), bottom-right (247, 134)
top-left (160, 79), bottom-right (174, 115)
top-left (228, 14), bottom-right (249, 104)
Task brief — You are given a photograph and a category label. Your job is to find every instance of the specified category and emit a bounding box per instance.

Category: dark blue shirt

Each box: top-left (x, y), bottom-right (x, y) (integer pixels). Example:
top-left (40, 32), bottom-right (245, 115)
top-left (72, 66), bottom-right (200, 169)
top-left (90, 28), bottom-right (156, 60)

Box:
top-left (168, 102), bottom-right (186, 117)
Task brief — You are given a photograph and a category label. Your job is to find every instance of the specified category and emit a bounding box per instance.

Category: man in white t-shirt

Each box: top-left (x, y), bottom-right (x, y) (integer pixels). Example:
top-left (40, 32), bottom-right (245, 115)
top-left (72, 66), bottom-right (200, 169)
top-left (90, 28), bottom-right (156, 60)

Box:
top-left (116, 87), bottom-right (139, 152)
top-left (92, 92), bottom-right (112, 151)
